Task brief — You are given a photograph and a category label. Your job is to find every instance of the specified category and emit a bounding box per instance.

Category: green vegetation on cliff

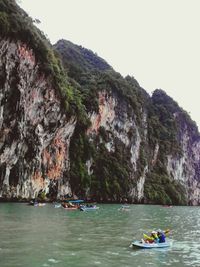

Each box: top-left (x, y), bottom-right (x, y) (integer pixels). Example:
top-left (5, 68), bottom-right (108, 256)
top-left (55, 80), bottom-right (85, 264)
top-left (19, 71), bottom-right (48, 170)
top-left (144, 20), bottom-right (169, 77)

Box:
top-left (145, 89), bottom-right (194, 205)
top-left (54, 40), bottom-right (149, 119)
top-left (55, 39), bottom-right (112, 74)
top-left (69, 124), bottom-right (132, 202)
top-left (144, 167), bottom-right (187, 205)
top-left (147, 89), bottom-right (181, 154)
top-left (55, 40), bottom-right (150, 202)
top-left (0, 0), bottom-right (85, 118)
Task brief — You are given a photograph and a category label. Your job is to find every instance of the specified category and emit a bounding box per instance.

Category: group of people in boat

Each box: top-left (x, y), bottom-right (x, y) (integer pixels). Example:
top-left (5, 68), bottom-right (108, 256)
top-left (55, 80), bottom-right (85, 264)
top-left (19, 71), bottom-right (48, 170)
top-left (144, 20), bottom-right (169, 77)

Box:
top-left (62, 202), bottom-right (77, 208)
top-left (142, 229), bottom-right (166, 244)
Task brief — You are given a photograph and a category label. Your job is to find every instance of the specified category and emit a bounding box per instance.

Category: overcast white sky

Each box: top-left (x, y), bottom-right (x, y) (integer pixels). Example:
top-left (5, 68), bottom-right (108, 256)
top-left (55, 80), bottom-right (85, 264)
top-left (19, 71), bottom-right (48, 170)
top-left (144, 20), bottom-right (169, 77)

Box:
top-left (18, 0), bottom-right (200, 129)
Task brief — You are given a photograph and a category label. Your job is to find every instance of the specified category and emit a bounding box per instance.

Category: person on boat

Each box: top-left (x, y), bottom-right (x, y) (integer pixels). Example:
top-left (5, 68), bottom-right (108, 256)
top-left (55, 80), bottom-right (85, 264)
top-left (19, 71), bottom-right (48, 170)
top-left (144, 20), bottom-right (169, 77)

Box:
top-left (157, 230), bottom-right (166, 243)
top-left (62, 202), bottom-right (67, 208)
top-left (150, 231), bottom-right (159, 243)
top-left (143, 231), bottom-right (159, 243)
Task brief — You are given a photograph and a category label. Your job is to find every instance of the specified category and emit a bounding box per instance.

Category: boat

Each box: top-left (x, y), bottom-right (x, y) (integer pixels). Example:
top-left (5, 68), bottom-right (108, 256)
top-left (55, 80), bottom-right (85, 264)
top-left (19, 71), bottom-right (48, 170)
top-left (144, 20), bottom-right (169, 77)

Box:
top-left (61, 202), bottom-right (78, 210)
top-left (54, 203), bottom-right (61, 208)
top-left (37, 203), bottom-right (46, 207)
top-left (121, 204), bottom-right (130, 208)
top-left (118, 205), bottom-right (130, 211)
top-left (62, 206), bottom-right (78, 210)
top-left (61, 199), bottom-right (84, 210)
top-left (80, 205), bottom-right (99, 211)
top-left (131, 240), bottom-right (170, 249)
top-left (66, 199), bottom-right (84, 204)
top-left (29, 201), bottom-right (46, 207)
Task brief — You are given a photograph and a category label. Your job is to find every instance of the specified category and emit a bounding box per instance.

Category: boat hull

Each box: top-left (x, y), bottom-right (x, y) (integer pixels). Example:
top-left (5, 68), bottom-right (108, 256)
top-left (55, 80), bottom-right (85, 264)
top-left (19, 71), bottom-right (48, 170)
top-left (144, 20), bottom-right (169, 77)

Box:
top-left (132, 241), bottom-right (170, 249)
top-left (80, 206), bottom-right (99, 211)
top-left (62, 207), bottom-right (78, 210)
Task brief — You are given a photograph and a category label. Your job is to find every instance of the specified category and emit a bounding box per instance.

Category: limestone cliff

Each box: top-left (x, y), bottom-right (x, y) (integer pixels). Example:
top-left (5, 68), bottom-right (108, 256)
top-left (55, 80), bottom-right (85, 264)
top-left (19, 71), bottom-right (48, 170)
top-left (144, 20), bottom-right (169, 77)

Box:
top-left (166, 111), bottom-right (200, 205)
top-left (0, 39), bottom-right (76, 199)
top-left (82, 89), bottom-right (200, 205)
top-left (56, 39), bottom-right (200, 205)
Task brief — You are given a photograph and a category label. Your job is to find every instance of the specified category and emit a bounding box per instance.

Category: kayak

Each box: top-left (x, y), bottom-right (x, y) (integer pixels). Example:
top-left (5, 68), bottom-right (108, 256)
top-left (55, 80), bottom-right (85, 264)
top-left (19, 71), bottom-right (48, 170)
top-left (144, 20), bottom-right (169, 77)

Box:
top-left (33, 202), bottom-right (46, 207)
top-left (80, 205), bottom-right (99, 211)
top-left (54, 203), bottom-right (61, 208)
top-left (118, 205), bottom-right (130, 211)
top-left (132, 240), bottom-right (170, 249)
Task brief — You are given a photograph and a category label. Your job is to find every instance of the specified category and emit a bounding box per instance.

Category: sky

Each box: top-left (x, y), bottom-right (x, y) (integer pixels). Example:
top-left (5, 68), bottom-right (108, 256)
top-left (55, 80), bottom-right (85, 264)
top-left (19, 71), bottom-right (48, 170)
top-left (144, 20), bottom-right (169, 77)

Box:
top-left (18, 0), bottom-right (200, 129)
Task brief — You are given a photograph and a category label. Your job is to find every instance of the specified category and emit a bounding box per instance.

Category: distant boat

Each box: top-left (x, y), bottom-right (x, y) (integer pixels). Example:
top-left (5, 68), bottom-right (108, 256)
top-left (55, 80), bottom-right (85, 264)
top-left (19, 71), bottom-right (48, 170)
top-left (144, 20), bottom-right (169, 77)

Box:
top-left (28, 200), bottom-right (46, 207)
top-left (62, 206), bottom-right (78, 210)
top-left (80, 204), bottom-right (99, 211)
top-left (31, 202), bottom-right (46, 207)
top-left (54, 203), bottom-right (61, 208)
top-left (63, 199), bottom-right (84, 204)
top-left (61, 202), bottom-right (78, 210)
top-left (66, 200), bottom-right (84, 204)
top-left (37, 203), bottom-right (46, 207)
top-left (118, 205), bottom-right (130, 211)
top-left (61, 199), bottom-right (84, 210)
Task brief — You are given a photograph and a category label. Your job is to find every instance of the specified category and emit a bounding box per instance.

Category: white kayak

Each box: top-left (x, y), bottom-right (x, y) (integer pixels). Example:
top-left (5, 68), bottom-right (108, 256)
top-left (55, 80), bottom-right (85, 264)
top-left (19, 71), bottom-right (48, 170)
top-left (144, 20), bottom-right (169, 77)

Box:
top-left (132, 240), bottom-right (170, 249)
top-left (80, 205), bottom-right (99, 211)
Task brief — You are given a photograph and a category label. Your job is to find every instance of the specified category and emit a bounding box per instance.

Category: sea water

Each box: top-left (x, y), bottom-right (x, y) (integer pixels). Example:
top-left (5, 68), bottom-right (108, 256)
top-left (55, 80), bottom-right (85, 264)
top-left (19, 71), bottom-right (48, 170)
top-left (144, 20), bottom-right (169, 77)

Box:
top-left (0, 203), bottom-right (200, 267)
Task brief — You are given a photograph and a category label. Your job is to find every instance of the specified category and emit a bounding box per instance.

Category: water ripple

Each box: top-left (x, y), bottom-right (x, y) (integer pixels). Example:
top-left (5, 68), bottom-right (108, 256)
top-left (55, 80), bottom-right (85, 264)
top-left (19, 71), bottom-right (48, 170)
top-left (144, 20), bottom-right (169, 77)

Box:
top-left (1, 204), bottom-right (200, 267)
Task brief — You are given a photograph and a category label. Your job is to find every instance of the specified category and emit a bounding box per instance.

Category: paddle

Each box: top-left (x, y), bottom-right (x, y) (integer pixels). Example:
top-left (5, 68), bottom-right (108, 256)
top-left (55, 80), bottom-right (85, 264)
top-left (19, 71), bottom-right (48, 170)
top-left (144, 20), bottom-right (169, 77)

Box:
top-left (143, 233), bottom-right (153, 240)
top-left (164, 229), bottom-right (171, 235)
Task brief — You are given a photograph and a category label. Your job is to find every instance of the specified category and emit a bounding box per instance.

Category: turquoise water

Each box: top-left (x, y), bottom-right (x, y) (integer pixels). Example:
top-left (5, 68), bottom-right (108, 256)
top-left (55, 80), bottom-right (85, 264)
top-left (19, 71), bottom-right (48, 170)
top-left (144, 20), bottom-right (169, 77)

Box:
top-left (0, 203), bottom-right (200, 267)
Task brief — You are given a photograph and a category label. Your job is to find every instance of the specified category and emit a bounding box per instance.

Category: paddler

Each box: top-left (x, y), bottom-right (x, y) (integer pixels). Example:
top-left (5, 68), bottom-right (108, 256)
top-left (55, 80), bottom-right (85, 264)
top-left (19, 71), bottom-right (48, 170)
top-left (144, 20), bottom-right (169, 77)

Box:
top-left (142, 230), bottom-right (159, 243)
top-left (157, 229), bottom-right (166, 243)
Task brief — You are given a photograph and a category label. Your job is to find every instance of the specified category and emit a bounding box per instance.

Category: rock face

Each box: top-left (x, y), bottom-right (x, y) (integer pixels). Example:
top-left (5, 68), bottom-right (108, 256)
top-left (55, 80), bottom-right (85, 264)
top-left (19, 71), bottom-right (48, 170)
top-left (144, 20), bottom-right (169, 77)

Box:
top-left (166, 112), bottom-right (200, 205)
top-left (0, 39), bottom-right (76, 199)
top-left (86, 90), bottom-right (200, 205)
top-left (86, 90), bottom-right (148, 201)
top-left (0, 36), bottom-right (200, 205)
